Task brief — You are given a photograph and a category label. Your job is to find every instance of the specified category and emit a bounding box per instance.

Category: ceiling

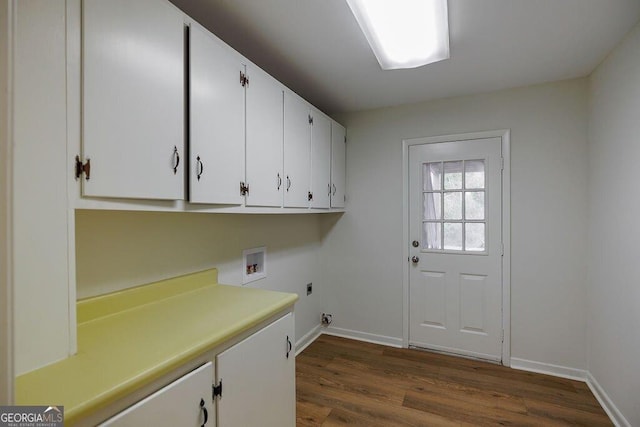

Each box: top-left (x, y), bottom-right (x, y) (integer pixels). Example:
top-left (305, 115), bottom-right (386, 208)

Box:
top-left (169, 0), bottom-right (640, 115)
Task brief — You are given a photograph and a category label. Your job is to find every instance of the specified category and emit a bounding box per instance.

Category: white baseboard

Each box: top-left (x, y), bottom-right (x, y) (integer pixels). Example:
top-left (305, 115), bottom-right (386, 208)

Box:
top-left (586, 372), bottom-right (630, 427)
top-left (295, 324), bottom-right (322, 356)
top-left (510, 357), bottom-right (587, 381)
top-left (322, 326), bottom-right (403, 348)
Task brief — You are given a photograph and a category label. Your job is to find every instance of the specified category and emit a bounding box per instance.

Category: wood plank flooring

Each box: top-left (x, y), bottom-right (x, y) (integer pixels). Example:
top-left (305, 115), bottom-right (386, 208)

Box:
top-left (296, 335), bottom-right (611, 426)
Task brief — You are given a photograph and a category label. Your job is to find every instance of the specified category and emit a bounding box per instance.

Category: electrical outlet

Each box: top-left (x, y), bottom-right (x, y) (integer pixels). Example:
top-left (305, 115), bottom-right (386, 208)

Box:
top-left (321, 313), bottom-right (332, 326)
top-left (306, 283), bottom-right (312, 295)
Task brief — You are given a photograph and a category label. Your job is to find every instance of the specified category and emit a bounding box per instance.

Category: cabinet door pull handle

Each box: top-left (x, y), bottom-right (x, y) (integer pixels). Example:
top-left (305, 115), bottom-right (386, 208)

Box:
top-left (286, 176), bottom-right (291, 192)
top-left (286, 335), bottom-right (292, 359)
top-left (172, 146), bottom-right (180, 175)
top-left (332, 184), bottom-right (337, 196)
top-left (200, 398), bottom-right (208, 426)
top-left (277, 173), bottom-right (282, 190)
top-left (196, 156), bottom-right (204, 181)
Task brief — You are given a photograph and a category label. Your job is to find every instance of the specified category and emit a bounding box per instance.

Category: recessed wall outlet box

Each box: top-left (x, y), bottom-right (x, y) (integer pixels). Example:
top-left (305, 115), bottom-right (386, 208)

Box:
top-left (242, 246), bottom-right (266, 285)
top-left (306, 283), bottom-right (313, 295)
top-left (321, 313), bottom-right (332, 326)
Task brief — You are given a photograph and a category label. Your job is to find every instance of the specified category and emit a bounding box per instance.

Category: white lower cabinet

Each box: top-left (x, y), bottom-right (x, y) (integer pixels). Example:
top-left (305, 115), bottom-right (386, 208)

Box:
top-left (216, 312), bottom-right (295, 427)
top-left (100, 313), bottom-right (295, 427)
top-left (100, 362), bottom-right (214, 427)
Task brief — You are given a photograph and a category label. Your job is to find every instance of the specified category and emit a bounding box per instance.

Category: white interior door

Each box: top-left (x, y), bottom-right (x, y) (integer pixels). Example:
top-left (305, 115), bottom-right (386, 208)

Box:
top-left (408, 137), bottom-right (503, 362)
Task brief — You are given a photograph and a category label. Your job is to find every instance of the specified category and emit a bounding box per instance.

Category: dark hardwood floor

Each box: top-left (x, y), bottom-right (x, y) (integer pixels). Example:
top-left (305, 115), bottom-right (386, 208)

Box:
top-left (296, 335), bottom-right (611, 426)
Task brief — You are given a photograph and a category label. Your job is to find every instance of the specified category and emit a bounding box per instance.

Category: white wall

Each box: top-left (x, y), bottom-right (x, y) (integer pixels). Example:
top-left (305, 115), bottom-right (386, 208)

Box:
top-left (323, 78), bottom-right (589, 369)
top-left (75, 210), bottom-right (331, 347)
top-left (587, 22), bottom-right (640, 426)
top-left (12, 0), bottom-right (70, 376)
top-left (0, 0), bottom-right (14, 404)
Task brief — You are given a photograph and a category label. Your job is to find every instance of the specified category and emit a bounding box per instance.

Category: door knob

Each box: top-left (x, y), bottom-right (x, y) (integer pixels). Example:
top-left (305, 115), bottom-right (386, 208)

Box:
top-left (411, 256), bottom-right (419, 264)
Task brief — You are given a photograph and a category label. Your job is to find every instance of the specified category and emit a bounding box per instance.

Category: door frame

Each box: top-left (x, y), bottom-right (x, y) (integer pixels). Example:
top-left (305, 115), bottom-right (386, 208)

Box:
top-left (402, 129), bottom-right (511, 366)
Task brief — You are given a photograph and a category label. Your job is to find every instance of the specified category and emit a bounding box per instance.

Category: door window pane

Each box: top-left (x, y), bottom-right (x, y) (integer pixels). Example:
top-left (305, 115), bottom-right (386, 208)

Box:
top-left (443, 161), bottom-right (463, 189)
top-left (465, 223), bottom-right (485, 251)
top-left (465, 160), bottom-right (485, 189)
top-left (465, 191), bottom-right (485, 220)
top-left (423, 193), bottom-right (442, 220)
top-left (423, 222), bottom-right (442, 250)
top-left (443, 192), bottom-right (462, 220)
top-left (444, 223), bottom-right (463, 250)
top-left (423, 162), bottom-right (442, 191)
top-left (419, 159), bottom-right (488, 253)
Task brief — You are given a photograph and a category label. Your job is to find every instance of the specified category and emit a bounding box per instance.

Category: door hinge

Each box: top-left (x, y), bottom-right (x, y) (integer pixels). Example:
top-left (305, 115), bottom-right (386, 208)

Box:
top-left (240, 71), bottom-right (249, 87)
top-left (501, 329), bottom-right (505, 343)
top-left (500, 157), bottom-right (504, 171)
top-left (240, 181), bottom-right (250, 196)
top-left (308, 191), bottom-right (313, 201)
top-left (308, 115), bottom-right (314, 125)
top-left (212, 380), bottom-right (222, 399)
top-left (75, 155), bottom-right (91, 181)
top-left (501, 242), bottom-right (504, 256)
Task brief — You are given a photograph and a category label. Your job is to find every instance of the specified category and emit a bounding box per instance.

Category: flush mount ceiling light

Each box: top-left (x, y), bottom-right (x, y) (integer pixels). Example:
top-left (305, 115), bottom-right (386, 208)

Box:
top-left (346, 0), bottom-right (450, 70)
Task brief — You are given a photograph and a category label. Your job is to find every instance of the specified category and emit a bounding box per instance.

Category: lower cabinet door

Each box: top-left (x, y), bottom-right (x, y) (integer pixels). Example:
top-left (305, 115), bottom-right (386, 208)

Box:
top-left (100, 362), bottom-right (214, 427)
top-left (216, 313), bottom-right (295, 427)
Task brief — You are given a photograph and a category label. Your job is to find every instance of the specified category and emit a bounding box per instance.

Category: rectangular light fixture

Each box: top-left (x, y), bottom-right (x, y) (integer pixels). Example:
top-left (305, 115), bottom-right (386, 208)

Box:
top-left (346, 0), bottom-right (450, 70)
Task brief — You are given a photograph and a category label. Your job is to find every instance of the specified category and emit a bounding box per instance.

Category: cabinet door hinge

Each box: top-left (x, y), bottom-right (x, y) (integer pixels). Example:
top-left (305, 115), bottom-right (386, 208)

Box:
top-left (308, 115), bottom-right (313, 125)
top-left (212, 380), bottom-right (222, 399)
top-left (240, 181), bottom-right (250, 196)
top-left (308, 191), bottom-right (313, 201)
top-left (75, 155), bottom-right (91, 181)
top-left (240, 71), bottom-right (249, 87)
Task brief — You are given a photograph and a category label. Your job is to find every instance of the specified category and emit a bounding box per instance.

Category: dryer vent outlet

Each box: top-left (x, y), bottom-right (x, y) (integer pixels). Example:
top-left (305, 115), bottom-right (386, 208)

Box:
top-left (321, 313), bottom-right (332, 326)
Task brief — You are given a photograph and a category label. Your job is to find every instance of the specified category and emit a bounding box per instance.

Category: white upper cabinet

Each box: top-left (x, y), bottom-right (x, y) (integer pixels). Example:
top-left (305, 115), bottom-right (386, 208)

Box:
top-left (189, 22), bottom-right (245, 205)
top-left (310, 110), bottom-right (331, 209)
top-left (245, 64), bottom-right (284, 207)
top-left (283, 91), bottom-right (311, 208)
top-left (331, 121), bottom-right (347, 208)
top-left (82, 0), bottom-right (185, 200)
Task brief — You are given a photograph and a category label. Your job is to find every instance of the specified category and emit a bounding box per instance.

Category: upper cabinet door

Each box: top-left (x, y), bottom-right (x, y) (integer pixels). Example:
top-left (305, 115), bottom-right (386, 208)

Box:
top-left (245, 64), bottom-right (284, 207)
top-left (82, 0), bottom-right (184, 200)
top-left (283, 91), bottom-right (311, 208)
top-left (189, 23), bottom-right (245, 205)
top-left (331, 121), bottom-right (347, 208)
top-left (310, 110), bottom-right (331, 209)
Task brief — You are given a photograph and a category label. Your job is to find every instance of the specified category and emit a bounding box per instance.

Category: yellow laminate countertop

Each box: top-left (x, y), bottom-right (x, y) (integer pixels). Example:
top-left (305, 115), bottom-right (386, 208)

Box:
top-left (15, 269), bottom-right (298, 424)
